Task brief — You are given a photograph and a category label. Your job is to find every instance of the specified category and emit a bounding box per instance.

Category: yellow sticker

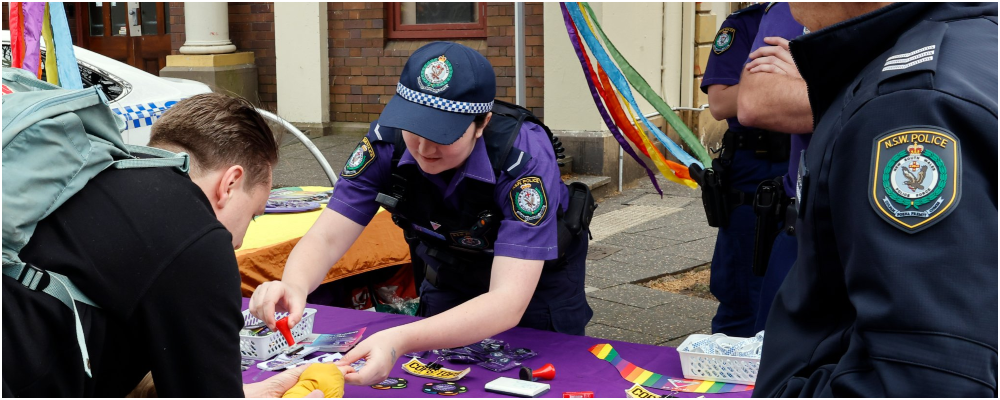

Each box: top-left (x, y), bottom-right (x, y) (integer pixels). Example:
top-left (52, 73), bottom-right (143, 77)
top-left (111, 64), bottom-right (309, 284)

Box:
top-left (402, 358), bottom-right (471, 381)
top-left (626, 383), bottom-right (668, 398)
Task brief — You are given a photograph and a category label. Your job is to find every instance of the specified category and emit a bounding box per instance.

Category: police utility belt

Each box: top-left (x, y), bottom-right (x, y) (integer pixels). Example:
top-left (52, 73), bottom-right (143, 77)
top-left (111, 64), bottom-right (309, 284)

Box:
top-left (688, 129), bottom-right (790, 228)
top-left (372, 100), bottom-right (597, 291)
top-left (750, 177), bottom-right (797, 276)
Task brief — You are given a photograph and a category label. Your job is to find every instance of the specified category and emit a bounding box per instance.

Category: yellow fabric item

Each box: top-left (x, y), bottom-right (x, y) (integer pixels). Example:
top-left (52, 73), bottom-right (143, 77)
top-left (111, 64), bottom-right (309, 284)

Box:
top-left (42, 3), bottom-right (58, 85)
top-left (282, 363), bottom-right (344, 398)
top-left (235, 187), bottom-right (411, 297)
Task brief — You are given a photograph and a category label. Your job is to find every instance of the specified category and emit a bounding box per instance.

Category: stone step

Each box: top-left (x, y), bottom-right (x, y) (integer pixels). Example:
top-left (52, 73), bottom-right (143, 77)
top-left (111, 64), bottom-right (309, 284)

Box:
top-left (558, 155), bottom-right (573, 176)
top-left (563, 174), bottom-right (615, 202)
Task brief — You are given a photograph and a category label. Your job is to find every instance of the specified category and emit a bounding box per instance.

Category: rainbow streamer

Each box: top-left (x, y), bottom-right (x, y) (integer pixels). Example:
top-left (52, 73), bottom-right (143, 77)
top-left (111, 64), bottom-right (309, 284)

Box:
top-left (22, 2), bottom-right (45, 77)
top-left (565, 3), bottom-right (701, 169)
top-left (49, 2), bottom-right (83, 89)
top-left (42, 3), bottom-right (59, 85)
top-left (589, 343), bottom-right (754, 394)
top-left (10, 2), bottom-right (25, 68)
top-left (581, 2), bottom-right (712, 166)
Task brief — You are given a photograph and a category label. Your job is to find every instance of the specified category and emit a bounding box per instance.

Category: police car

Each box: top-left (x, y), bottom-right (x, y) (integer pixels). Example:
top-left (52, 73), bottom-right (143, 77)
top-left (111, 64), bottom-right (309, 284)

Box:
top-left (2, 30), bottom-right (210, 145)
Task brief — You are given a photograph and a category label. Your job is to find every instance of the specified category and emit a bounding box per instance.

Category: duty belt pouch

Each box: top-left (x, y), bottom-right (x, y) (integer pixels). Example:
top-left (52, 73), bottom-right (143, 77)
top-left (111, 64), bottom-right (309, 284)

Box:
top-left (689, 158), bottom-right (732, 228)
top-left (751, 177), bottom-right (786, 276)
top-left (564, 182), bottom-right (597, 236)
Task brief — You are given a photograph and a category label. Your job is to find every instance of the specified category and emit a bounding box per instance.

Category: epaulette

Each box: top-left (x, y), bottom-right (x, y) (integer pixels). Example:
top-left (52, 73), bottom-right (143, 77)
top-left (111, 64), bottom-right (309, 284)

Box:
top-left (730, 2), bottom-right (764, 17)
top-left (878, 20), bottom-right (946, 90)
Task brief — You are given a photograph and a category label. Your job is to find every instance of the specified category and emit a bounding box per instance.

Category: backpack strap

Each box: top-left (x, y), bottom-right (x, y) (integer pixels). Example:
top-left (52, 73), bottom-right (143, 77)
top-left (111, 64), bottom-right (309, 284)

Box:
top-left (113, 145), bottom-right (190, 172)
top-left (3, 262), bottom-right (96, 377)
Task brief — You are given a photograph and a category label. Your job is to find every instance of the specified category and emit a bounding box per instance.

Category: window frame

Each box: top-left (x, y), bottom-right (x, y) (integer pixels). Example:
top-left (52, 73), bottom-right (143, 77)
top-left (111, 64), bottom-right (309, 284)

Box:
top-left (385, 2), bottom-right (487, 40)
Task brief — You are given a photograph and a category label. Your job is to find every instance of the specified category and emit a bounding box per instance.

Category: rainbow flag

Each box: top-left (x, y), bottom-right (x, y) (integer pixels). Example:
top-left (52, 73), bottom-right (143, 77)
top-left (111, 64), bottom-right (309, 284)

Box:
top-left (589, 343), bottom-right (754, 394)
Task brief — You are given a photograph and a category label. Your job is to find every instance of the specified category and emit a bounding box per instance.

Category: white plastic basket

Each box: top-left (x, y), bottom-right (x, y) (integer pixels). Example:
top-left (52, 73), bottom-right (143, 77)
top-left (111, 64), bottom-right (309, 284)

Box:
top-left (677, 334), bottom-right (761, 385)
top-left (239, 308), bottom-right (317, 360)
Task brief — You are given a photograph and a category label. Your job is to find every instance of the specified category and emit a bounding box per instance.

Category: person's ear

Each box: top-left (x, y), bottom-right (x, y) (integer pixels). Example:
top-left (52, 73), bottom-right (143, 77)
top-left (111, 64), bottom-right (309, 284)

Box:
top-left (473, 112), bottom-right (492, 140)
top-left (215, 165), bottom-right (245, 210)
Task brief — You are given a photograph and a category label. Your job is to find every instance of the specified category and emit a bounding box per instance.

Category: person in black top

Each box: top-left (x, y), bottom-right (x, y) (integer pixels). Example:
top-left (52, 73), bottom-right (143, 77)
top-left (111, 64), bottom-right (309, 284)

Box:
top-left (749, 3), bottom-right (998, 396)
top-left (2, 93), bottom-right (322, 397)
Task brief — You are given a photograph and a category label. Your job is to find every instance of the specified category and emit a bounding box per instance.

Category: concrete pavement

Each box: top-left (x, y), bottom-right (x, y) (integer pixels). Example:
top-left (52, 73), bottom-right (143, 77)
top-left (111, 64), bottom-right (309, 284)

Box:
top-left (272, 133), bottom-right (719, 347)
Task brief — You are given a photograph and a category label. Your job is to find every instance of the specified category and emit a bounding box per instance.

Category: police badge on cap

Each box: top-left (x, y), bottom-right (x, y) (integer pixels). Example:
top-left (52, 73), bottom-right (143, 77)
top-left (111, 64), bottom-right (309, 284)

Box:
top-left (869, 126), bottom-right (962, 233)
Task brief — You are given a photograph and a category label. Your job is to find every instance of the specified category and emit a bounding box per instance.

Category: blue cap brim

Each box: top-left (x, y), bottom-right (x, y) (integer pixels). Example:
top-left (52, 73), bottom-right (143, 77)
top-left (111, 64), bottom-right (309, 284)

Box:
top-left (378, 94), bottom-right (476, 145)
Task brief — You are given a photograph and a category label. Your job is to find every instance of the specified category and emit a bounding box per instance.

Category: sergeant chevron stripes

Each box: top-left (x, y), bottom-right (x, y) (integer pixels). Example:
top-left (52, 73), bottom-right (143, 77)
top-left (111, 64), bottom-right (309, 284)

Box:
top-left (882, 45), bottom-right (935, 72)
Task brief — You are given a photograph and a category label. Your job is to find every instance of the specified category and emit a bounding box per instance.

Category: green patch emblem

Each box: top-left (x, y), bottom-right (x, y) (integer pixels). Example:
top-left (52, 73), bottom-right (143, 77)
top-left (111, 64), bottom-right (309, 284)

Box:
top-left (418, 55), bottom-right (453, 94)
top-left (869, 127), bottom-right (962, 234)
top-left (342, 137), bottom-right (375, 179)
top-left (509, 176), bottom-right (548, 226)
top-left (713, 27), bottom-right (736, 55)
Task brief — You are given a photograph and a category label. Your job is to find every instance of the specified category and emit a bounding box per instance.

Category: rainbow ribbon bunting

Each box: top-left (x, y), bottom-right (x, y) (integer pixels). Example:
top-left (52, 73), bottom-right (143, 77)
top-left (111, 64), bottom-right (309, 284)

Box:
top-left (589, 343), bottom-right (754, 394)
top-left (561, 2), bottom-right (706, 190)
top-left (6, 2), bottom-right (82, 89)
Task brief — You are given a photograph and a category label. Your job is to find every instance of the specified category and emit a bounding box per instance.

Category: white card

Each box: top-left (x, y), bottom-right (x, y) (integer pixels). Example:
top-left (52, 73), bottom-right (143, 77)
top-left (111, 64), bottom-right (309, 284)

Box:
top-left (485, 377), bottom-right (550, 398)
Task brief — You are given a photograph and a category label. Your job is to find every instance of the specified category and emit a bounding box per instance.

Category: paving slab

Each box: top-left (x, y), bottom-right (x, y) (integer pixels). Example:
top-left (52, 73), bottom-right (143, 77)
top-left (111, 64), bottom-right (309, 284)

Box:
top-left (659, 328), bottom-right (711, 347)
top-left (656, 236), bottom-right (717, 263)
top-left (607, 248), bottom-right (706, 279)
top-left (625, 193), bottom-right (696, 209)
top-left (587, 284), bottom-right (681, 309)
top-left (636, 223), bottom-right (718, 243)
top-left (589, 205), bottom-right (683, 241)
top-left (643, 293), bottom-right (719, 322)
top-left (586, 323), bottom-right (665, 346)
top-left (584, 275), bottom-right (626, 290)
top-left (599, 232), bottom-right (679, 251)
top-left (613, 311), bottom-right (707, 341)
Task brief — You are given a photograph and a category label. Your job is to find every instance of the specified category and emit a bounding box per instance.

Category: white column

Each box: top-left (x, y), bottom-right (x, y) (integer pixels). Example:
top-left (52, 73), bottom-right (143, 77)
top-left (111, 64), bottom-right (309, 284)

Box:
top-left (274, 2), bottom-right (329, 126)
top-left (179, 3), bottom-right (236, 55)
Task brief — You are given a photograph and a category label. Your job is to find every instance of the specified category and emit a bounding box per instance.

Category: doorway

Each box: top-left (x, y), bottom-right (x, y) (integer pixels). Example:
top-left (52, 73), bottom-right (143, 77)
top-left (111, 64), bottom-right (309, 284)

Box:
top-left (77, 2), bottom-right (170, 75)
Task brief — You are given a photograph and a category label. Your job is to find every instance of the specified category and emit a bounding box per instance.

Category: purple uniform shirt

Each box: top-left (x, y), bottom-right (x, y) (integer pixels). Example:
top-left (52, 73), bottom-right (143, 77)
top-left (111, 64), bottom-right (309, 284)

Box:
top-left (328, 120), bottom-right (567, 261)
top-left (748, 2), bottom-right (812, 198)
top-left (700, 3), bottom-right (765, 133)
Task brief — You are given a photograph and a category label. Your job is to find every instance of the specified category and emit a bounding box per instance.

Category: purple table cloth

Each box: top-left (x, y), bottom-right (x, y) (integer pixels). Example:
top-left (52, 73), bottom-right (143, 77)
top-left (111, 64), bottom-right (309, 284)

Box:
top-left (241, 299), bottom-right (753, 398)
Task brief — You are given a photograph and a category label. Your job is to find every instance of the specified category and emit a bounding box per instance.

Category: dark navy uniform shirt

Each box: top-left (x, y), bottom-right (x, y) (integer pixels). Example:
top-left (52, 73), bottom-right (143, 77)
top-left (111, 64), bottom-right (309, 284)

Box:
top-left (700, 3), bottom-right (764, 133)
top-left (756, 3), bottom-right (998, 397)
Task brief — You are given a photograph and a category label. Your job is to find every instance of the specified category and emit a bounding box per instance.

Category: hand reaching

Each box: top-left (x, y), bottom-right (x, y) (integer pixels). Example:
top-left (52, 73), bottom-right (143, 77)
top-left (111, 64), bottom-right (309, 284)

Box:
top-left (249, 280), bottom-right (308, 330)
top-left (335, 331), bottom-right (402, 386)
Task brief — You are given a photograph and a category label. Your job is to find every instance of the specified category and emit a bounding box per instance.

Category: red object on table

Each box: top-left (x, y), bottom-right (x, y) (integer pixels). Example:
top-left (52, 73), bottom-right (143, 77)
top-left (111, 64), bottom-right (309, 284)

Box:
top-left (521, 363), bottom-right (557, 381)
top-left (562, 391), bottom-right (594, 398)
top-left (275, 317), bottom-right (295, 346)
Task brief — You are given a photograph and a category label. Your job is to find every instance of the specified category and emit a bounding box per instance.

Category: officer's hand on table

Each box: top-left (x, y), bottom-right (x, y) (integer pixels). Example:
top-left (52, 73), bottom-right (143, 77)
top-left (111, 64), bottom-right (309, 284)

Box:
top-left (249, 280), bottom-right (308, 330)
top-left (745, 37), bottom-right (801, 78)
top-left (335, 330), bottom-right (402, 386)
top-left (243, 364), bottom-right (349, 398)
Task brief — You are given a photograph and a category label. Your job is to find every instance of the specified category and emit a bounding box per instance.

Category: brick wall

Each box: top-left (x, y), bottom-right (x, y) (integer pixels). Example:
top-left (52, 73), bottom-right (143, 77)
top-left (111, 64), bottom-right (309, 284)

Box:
top-left (167, 2), bottom-right (542, 124)
top-left (168, 2), bottom-right (277, 111)
top-left (329, 2), bottom-right (545, 124)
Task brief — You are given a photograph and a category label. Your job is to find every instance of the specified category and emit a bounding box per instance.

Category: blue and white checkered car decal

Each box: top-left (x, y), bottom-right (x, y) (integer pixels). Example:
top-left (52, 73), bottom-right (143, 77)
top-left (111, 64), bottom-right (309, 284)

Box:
top-left (396, 83), bottom-right (493, 114)
top-left (112, 100), bottom-right (181, 128)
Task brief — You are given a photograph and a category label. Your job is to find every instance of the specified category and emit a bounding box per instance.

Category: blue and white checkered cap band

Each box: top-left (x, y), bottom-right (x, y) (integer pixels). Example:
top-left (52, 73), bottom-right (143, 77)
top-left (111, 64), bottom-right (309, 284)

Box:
top-left (396, 83), bottom-right (493, 114)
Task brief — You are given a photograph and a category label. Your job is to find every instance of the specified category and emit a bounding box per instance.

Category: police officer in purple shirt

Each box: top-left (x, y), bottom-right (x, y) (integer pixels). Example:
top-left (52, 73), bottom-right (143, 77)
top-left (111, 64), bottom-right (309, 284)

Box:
top-left (249, 42), bottom-right (594, 386)
top-left (735, 2), bottom-right (814, 333)
top-left (697, 2), bottom-right (788, 338)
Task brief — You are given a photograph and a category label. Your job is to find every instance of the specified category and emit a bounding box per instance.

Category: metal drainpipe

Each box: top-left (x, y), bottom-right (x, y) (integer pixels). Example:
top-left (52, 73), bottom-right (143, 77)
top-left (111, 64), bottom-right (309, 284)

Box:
top-left (514, 2), bottom-right (526, 107)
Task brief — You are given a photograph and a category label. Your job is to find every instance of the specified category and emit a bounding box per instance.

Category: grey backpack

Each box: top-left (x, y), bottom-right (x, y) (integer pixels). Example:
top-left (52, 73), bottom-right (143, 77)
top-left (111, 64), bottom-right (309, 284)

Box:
top-left (2, 68), bottom-right (189, 377)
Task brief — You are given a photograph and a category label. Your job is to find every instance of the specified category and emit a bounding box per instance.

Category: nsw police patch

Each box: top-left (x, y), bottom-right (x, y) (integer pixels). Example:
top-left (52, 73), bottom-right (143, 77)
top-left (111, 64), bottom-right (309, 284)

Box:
top-left (713, 27), bottom-right (736, 55)
top-left (509, 176), bottom-right (548, 226)
top-left (342, 137), bottom-right (375, 179)
top-left (869, 126), bottom-right (962, 234)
